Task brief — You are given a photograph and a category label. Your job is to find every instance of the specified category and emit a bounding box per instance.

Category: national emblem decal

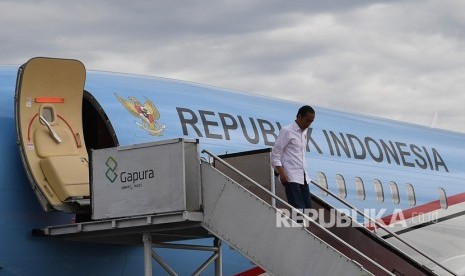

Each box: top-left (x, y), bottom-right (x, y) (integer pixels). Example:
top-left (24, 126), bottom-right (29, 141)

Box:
top-left (115, 93), bottom-right (166, 136)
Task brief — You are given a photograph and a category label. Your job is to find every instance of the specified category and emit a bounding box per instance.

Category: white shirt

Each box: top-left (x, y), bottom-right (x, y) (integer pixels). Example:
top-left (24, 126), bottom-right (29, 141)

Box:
top-left (271, 121), bottom-right (310, 185)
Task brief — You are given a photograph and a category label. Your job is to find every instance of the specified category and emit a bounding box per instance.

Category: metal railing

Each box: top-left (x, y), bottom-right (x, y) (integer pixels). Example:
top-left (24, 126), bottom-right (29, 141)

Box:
top-left (202, 149), bottom-right (457, 276)
top-left (202, 149), bottom-right (394, 276)
top-left (309, 179), bottom-right (456, 276)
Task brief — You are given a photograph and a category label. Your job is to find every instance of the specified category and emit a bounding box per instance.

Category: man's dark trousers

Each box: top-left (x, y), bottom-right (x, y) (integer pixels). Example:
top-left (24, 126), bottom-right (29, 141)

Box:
top-left (284, 177), bottom-right (312, 210)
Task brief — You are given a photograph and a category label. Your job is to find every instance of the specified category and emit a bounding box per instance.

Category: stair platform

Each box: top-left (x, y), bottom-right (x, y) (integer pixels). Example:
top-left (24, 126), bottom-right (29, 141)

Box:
top-left (34, 211), bottom-right (210, 244)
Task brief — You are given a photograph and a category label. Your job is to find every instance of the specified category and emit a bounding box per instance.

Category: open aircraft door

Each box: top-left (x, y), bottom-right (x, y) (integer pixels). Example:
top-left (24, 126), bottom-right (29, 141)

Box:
top-left (15, 57), bottom-right (90, 212)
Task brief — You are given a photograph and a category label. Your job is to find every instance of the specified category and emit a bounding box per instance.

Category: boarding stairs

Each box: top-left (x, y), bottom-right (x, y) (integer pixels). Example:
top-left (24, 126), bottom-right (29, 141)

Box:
top-left (36, 139), bottom-right (455, 276)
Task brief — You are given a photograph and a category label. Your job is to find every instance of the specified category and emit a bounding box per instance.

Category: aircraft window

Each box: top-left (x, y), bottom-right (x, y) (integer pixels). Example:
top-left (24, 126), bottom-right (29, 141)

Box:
top-left (317, 172), bottom-right (329, 196)
top-left (41, 106), bottom-right (54, 123)
top-left (373, 179), bottom-right (384, 203)
top-left (336, 174), bottom-right (347, 199)
top-left (438, 188), bottom-right (448, 209)
top-left (389, 181), bottom-right (400, 205)
top-left (38, 104), bottom-right (59, 125)
top-left (406, 184), bottom-right (416, 206)
top-left (354, 177), bottom-right (365, 200)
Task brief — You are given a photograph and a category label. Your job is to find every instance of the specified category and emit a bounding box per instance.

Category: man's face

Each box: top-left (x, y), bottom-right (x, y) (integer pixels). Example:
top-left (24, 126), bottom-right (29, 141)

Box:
top-left (296, 112), bottom-right (315, 130)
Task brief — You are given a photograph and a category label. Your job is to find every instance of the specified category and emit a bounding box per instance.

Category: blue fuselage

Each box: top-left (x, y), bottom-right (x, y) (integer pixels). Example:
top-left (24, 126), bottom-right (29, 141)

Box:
top-left (1, 65), bottom-right (464, 275)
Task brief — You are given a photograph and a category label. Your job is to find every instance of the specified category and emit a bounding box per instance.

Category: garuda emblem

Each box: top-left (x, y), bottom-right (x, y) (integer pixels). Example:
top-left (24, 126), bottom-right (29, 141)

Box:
top-left (115, 93), bottom-right (166, 136)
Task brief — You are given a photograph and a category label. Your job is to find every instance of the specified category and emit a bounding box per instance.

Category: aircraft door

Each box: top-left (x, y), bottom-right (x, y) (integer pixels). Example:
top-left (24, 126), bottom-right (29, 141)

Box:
top-left (15, 57), bottom-right (89, 212)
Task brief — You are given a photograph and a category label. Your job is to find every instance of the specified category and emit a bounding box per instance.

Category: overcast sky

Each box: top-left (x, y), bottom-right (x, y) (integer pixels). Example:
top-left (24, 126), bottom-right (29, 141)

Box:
top-left (2, 0), bottom-right (465, 133)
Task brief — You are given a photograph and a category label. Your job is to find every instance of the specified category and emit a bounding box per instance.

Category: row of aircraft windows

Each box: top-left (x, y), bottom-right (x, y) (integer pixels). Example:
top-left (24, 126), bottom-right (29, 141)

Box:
top-left (316, 172), bottom-right (448, 209)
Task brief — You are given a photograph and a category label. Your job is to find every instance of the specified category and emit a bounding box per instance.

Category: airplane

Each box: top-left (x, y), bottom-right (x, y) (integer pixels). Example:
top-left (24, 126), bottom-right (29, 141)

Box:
top-left (0, 57), bottom-right (464, 275)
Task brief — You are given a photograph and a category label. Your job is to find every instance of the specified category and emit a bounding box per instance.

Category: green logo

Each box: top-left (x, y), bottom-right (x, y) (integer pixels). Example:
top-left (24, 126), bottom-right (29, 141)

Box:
top-left (105, 156), bottom-right (118, 183)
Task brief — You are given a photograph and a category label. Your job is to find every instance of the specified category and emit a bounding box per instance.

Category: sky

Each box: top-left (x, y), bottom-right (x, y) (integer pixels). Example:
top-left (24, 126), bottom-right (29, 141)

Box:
top-left (2, 0), bottom-right (465, 133)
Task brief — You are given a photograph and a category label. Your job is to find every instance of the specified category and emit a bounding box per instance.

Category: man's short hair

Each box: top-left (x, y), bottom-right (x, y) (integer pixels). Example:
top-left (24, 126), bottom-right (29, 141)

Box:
top-left (297, 105), bottom-right (315, 117)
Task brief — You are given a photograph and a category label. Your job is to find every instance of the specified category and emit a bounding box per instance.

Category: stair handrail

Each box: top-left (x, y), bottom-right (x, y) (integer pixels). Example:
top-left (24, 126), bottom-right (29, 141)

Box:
top-left (202, 149), bottom-right (456, 276)
top-left (309, 179), bottom-right (456, 276)
top-left (202, 149), bottom-right (394, 276)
